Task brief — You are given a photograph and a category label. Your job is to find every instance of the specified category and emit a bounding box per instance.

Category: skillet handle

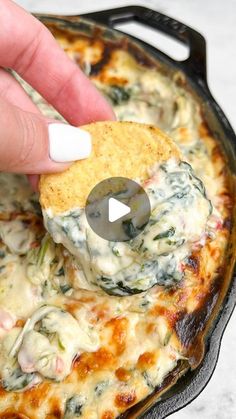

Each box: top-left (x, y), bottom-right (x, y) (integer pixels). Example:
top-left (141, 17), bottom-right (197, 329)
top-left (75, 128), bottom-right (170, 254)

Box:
top-left (82, 6), bottom-right (207, 85)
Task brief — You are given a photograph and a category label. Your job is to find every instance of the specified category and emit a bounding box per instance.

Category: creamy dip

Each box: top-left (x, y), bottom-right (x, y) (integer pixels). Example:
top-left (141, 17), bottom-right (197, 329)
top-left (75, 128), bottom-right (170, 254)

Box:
top-left (0, 39), bottom-right (230, 418)
top-left (44, 159), bottom-right (213, 296)
top-left (0, 305), bottom-right (99, 390)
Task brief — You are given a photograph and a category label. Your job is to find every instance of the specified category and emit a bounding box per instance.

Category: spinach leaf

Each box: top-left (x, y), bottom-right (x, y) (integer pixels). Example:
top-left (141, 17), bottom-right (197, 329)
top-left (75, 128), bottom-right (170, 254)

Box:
top-left (122, 219), bottom-right (139, 239)
top-left (56, 266), bottom-right (65, 276)
top-left (0, 249), bottom-right (5, 258)
top-left (116, 281), bottom-right (144, 295)
top-left (29, 198), bottom-right (42, 215)
top-left (142, 371), bottom-right (154, 389)
top-left (153, 227), bottom-right (175, 241)
top-left (108, 85), bottom-right (130, 105)
top-left (99, 280), bottom-right (144, 296)
top-left (2, 368), bottom-right (36, 391)
top-left (94, 380), bottom-right (109, 396)
top-left (60, 284), bottom-right (72, 294)
top-left (112, 246), bottom-right (120, 257)
top-left (65, 395), bottom-right (83, 417)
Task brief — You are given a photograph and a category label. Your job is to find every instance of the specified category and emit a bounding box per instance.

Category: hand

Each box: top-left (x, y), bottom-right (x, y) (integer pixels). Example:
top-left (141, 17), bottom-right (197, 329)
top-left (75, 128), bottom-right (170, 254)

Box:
top-left (0, 0), bottom-right (114, 180)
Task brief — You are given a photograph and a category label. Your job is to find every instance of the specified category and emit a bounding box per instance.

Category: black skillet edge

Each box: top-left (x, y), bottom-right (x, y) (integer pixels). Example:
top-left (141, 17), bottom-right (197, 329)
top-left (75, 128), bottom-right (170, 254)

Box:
top-left (36, 6), bottom-right (236, 418)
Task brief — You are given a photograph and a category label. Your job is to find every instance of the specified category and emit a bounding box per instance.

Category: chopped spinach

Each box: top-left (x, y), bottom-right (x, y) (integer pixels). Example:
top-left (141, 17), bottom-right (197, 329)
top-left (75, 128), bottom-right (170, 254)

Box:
top-left (2, 368), bottom-right (36, 392)
top-left (44, 157), bottom-right (211, 297)
top-left (65, 395), bottom-right (84, 417)
top-left (122, 219), bottom-right (140, 239)
top-left (60, 284), bottom-right (72, 294)
top-left (153, 227), bottom-right (175, 241)
top-left (112, 188), bottom-right (129, 198)
top-left (115, 281), bottom-right (144, 295)
top-left (29, 198), bottom-right (42, 215)
top-left (62, 224), bottom-right (70, 235)
top-left (140, 296), bottom-right (151, 309)
top-left (112, 246), bottom-right (120, 257)
top-left (0, 249), bottom-right (5, 259)
top-left (56, 266), bottom-right (65, 276)
top-left (107, 85), bottom-right (130, 105)
top-left (99, 281), bottom-right (144, 296)
top-left (87, 210), bottom-right (101, 219)
top-left (98, 256), bottom-right (182, 296)
top-left (142, 371), bottom-right (154, 389)
top-left (94, 380), bottom-right (109, 396)
top-left (99, 276), bottom-right (111, 284)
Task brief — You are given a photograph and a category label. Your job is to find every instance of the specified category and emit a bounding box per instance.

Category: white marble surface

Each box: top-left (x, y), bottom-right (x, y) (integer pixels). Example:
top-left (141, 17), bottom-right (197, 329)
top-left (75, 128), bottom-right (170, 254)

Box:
top-left (15, 1), bottom-right (236, 418)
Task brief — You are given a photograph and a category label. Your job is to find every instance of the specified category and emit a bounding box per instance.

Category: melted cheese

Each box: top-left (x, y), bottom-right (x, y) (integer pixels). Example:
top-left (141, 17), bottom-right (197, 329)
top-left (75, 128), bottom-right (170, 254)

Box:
top-left (0, 33), bottom-right (232, 419)
top-left (43, 159), bottom-right (213, 296)
top-left (16, 307), bottom-right (99, 381)
top-left (0, 256), bottom-right (42, 319)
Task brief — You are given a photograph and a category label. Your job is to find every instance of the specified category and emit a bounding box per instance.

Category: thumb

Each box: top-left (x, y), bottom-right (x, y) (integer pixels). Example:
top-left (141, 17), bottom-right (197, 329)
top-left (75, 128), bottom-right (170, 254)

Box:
top-left (0, 97), bottom-right (91, 174)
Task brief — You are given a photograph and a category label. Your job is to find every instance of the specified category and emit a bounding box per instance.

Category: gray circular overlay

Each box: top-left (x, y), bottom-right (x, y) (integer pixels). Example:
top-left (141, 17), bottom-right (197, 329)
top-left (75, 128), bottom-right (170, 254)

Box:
top-left (85, 177), bottom-right (151, 242)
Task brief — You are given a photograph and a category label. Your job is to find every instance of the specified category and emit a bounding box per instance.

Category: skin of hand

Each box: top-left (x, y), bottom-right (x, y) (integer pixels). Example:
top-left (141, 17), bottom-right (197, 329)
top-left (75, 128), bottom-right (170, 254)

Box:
top-left (0, 0), bottom-right (115, 186)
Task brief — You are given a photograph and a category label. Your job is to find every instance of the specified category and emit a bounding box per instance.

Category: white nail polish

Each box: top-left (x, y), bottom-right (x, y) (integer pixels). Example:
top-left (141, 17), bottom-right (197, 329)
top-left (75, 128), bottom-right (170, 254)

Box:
top-left (49, 123), bottom-right (92, 162)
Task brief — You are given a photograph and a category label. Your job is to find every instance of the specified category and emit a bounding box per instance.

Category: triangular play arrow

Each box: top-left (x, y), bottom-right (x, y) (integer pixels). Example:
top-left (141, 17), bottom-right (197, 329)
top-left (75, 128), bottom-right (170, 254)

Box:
top-left (108, 197), bottom-right (131, 223)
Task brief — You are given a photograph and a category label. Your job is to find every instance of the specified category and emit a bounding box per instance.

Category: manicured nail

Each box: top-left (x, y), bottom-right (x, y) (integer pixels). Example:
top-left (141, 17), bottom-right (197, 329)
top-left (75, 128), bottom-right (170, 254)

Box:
top-left (49, 123), bottom-right (92, 162)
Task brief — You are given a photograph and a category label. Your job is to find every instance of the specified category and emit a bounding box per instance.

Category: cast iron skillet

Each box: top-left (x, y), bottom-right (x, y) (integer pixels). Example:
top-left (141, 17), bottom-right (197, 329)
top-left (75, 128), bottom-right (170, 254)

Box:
top-left (80, 7), bottom-right (236, 418)
top-left (39, 6), bottom-right (236, 418)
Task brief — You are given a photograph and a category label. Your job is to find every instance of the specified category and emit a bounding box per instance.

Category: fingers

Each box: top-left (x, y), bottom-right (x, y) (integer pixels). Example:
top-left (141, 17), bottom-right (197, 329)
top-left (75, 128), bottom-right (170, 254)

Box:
top-left (0, 69), bottom-right (45, 186)
top-left (0, 96), bottom-right (92, 174)
top-left (27, 174), bottom-right (40, 191)
top-left (0, 68), bottom-right (39, 113)
top-left (0, 0), bottom-right (115, 125)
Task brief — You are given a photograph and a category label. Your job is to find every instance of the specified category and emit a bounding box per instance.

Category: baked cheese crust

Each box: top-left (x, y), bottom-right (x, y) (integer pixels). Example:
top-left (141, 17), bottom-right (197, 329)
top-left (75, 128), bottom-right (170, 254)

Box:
top-left (0, 20), bottom-right (233, 419)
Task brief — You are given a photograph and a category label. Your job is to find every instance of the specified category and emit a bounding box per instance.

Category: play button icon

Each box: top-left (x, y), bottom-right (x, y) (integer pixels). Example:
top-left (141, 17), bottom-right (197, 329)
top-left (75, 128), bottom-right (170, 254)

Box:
top-left (108, 198), bottom-right (130, 222)
top-left (85, 177), bottom-right (151, 242)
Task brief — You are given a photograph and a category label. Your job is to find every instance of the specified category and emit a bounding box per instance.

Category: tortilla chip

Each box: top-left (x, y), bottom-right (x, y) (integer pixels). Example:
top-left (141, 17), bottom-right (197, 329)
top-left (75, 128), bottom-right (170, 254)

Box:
top-left (40, 121), bottom-right (180, 214)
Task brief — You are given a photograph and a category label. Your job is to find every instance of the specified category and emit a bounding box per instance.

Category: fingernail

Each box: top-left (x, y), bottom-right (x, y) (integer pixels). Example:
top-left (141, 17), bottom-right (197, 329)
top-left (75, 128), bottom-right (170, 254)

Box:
top-left (48, 123), bottom-right (92, 162)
